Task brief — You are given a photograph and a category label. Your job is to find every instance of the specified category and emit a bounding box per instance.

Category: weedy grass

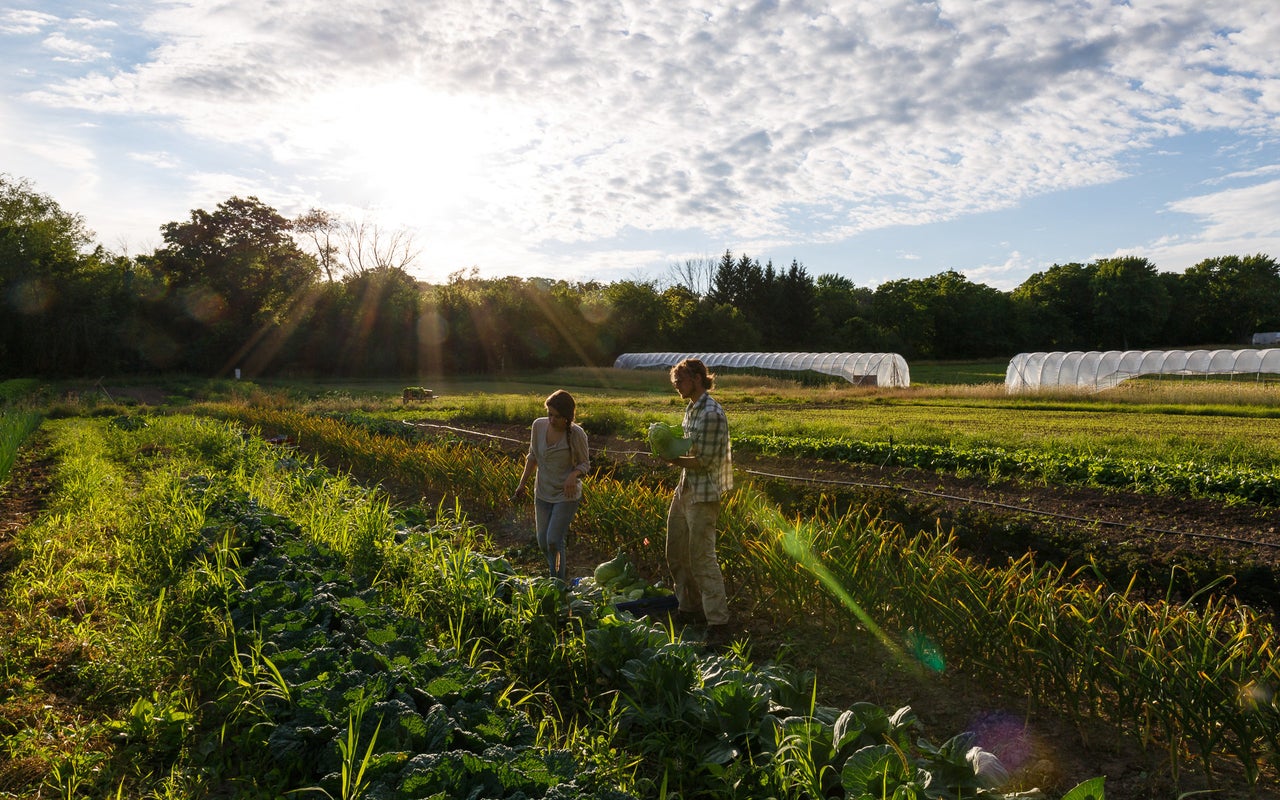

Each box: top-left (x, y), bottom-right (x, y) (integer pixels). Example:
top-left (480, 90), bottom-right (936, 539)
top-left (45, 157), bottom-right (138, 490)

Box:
top-left (735, 429), bottom-right (1280, 506)
top-left (0, 378), bottom-right (44, 402)
top-left (0, 416), bottom-right (226, 796)
top-left (729, 485), bottom-right (1280, 790)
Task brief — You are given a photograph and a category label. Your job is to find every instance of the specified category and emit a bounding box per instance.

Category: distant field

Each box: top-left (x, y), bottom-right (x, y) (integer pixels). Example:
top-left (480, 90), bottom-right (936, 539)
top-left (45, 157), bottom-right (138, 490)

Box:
top-left (223, 365), bottom-right (1280, 469)
top-left (903, 359), bottom-right (1008, 384)
top-left (17, 363), bottom-right (1280, 468)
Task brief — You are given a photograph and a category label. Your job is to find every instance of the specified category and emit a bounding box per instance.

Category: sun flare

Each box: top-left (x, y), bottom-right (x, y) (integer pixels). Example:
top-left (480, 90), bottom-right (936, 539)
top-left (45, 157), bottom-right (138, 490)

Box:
top-left (288, 81), bottom-right (539, 218)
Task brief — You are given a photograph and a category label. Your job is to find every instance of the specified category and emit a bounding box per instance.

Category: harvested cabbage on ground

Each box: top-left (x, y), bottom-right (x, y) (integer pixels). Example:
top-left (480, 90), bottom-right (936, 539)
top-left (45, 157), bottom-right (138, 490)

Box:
top-left (580, 549), bottom-right (672, 603)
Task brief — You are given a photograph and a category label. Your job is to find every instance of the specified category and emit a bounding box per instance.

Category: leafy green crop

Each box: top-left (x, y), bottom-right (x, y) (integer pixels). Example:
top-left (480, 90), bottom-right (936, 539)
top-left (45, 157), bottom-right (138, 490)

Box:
top-left (735, 432), bottom-right (1280, 506)
top-left (198, 486), bottom-right (627, 799)
top-left (0, 408), bottom-right (41, 482)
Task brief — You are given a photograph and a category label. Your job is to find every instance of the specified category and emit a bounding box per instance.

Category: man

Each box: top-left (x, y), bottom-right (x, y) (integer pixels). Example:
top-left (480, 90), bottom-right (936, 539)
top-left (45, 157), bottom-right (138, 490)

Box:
top-left (664, 358), bottom-right (734, 646)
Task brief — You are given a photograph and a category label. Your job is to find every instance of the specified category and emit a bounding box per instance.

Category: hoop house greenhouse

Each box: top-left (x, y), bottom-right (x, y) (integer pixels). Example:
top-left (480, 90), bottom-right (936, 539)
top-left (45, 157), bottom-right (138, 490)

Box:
top-left (613, 352), bottom-right (910, 387)
top-left (1005, 349), bottom-right (1280, 392)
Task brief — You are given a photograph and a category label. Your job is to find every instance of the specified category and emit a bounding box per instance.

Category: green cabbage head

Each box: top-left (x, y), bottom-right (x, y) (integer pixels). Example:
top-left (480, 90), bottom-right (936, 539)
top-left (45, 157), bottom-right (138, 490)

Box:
top-left (648, 421), bottom-right (692, 460)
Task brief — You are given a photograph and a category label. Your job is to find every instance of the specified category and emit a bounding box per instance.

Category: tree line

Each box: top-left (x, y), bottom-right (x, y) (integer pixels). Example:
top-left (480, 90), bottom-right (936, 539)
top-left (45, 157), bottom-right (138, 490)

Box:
top-left (4, 173), bottom-right (1280, 379)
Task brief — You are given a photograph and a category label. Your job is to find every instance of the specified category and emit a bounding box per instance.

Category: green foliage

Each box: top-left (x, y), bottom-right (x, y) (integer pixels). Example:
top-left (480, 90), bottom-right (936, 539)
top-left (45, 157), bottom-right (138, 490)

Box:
top-left (578, 402), bottom-right (631, 437)
top-left (210, 402), bottom-right (1280, 794)
top-left (1090, 256), bottom-right (1171, 350)
top-left (1176, 254), bottom-right (1280, 344)
top-left (0, 377), bottom-right (43, 402)
top-left (0, 408), bottom-right (41, 482)
top-left (735, 430), bottom-right (1280, 506)
top-left (736, 483), bottom-right (1280, 791)
top-left (197, 489), bottom-right (590, 799)
top-left (1060, 777), bottom-right (1106, 800)
top-left (0, 174), bottom-right (138, 375)
top-left (449, 395), bottom-right (547, 426)
top-left (15, 398), bottom-right (1278, 797)
top-left (148, 195), bottom-right (320, 373)
top-left (5, 169), bottom-right (1280, 378)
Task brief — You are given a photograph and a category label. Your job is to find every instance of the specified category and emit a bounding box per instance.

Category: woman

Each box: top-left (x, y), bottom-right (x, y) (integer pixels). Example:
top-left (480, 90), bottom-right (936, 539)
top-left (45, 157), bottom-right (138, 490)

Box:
top-left (511, 389), bottom-right (590, 581)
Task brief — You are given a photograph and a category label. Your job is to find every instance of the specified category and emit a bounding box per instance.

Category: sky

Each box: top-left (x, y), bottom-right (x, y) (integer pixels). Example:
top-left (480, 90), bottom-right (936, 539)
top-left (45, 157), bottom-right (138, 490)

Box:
top-left (2, 1), bottom-right (1279, 291)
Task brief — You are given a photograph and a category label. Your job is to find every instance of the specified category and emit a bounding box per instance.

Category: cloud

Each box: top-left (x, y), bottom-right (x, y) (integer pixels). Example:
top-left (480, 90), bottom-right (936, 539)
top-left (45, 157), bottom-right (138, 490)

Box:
top-left (1127, 178), bottom-right (1280, 271)
top-left (67, 17), bottom-right (119, 31)
top-left (0, 8), bottom-right (56, 35)
top-left (964, 251), bottom-right (1042, 292)
top-left (1171, 179), bottom-right (1280, 242)
top-left (128, 151), bottom-right (182, 170)
top-left (44, 32), bottom-right (109, 62)
top-left (7, 0), bottom-right (1280, 281)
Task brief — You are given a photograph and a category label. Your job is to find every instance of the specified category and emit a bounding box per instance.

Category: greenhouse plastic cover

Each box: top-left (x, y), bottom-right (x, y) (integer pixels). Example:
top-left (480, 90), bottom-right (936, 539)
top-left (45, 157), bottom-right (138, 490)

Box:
top-left (1005, 349), bottom-right (1280, 391)
top-left (612, 352), bottom-right (910, 387)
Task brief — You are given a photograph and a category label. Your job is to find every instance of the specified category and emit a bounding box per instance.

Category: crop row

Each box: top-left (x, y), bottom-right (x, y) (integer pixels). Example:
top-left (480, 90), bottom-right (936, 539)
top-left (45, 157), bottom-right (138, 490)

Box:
top-left (734, 432), bottom-right (1280, 506)
top-left (0, 408), bottom-right (41, 482)
top-left (203, 403), bottom-right (1280, 793)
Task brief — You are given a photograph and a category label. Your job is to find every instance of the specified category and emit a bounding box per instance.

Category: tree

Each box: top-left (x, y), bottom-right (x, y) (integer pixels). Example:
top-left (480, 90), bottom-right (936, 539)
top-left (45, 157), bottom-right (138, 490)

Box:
top-left (870, 278), bottom-right (933, 357)
top-left (918, 270), bottom-right (1016, 358)
top-left (709, 250), bottom-right (807, 345)
top-left (773, 260), bottom-right (817, 349)
top-left (295, 209), bottom-right (421, 282)
top-left (0, 174), bottom-right (122, 374)
top-left (1089, 256), bottom-right (1170, 350)
top-left (1161, 266), bottom-right (1207, 347)
top-left (693, 300), bottom-right (762, 351)
top-left (150, 196), bottom-right (320, 373)
top-left (1178, 254), bottom-right (1280, 345)
top-left (708, 249), bottom-right (739, 306)
top-left (589, 279), bottom-right (668, 356)
top-left (709, 250), bottom-right (766, 316)
top-left (658, 285), bottom-right (700, 347)
top-left (668, 256), bottom-right (716, 298)
top-left (811, 273), bottom-right (876, 351)
top-left (293, 208), bottom-right (342, 282)
top-left (1010, 262), bottom-right (1095, 350)
top-left (330, 266), bottom-right (422, 376)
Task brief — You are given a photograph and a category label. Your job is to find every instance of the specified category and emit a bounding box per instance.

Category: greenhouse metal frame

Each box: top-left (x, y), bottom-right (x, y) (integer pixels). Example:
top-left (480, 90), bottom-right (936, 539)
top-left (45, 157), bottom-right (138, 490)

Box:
top-left (613, 351), bottom-right (910, 387)
top-left (1005, 348), bottom-right (1280, 391)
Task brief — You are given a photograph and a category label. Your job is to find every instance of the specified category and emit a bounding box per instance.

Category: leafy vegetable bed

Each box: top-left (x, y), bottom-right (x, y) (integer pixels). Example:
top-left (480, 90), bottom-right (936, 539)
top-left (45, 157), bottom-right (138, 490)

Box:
top-left (204, 488), bottom-right (612, 799)
top-left (735, 433), bottom-right (1280, 507)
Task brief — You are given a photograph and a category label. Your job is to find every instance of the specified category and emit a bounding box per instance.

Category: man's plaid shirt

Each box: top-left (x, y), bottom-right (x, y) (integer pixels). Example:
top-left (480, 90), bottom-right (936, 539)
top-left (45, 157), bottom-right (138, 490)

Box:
top-left (680, 391), bottom-right (733, 502)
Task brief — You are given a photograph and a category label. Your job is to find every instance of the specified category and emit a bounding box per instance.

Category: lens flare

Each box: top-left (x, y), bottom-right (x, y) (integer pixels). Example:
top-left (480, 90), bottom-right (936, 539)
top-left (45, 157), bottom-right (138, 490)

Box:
top-left (738, 486), bottom-right (953, 676)
top-left (904, 627), bottom-right (945, 673)
top-left (1239, 680), bottom-right (1275, 711)
top-left (968, 710), bottom-right (1037, 774)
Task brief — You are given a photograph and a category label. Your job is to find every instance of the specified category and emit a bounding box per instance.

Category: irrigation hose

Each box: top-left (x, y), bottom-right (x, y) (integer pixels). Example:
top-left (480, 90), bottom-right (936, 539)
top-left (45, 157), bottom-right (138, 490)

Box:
top-left (402, 420), bottom-right (1280, 551)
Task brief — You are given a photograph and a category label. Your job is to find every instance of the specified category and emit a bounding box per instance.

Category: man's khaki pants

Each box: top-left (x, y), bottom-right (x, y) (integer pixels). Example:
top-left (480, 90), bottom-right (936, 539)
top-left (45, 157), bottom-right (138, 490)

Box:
top-left (665, 486), bottom-right (729, 625)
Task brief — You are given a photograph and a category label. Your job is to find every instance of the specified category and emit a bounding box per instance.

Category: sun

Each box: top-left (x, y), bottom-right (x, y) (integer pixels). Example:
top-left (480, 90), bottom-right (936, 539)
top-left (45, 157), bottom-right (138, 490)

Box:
top-left (287, 80), bottom-right (540, 217)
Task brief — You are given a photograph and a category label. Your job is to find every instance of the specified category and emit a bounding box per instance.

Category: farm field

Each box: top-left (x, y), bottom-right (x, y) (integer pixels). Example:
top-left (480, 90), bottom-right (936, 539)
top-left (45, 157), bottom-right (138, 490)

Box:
top-left (2, 369), bottom-right (1279, 799)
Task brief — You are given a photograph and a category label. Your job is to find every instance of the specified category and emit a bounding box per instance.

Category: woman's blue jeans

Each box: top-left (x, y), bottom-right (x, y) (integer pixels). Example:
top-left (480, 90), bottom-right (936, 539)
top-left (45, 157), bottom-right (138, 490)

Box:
top-left (535, 498), bottom-right (579, 581)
